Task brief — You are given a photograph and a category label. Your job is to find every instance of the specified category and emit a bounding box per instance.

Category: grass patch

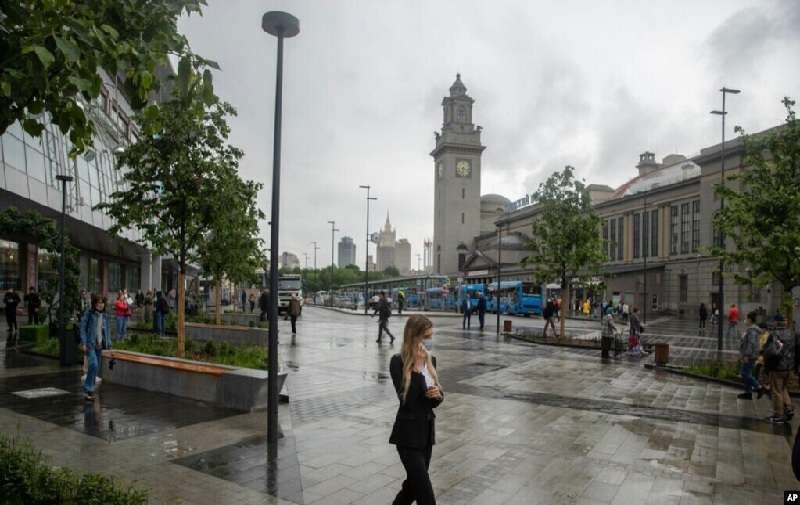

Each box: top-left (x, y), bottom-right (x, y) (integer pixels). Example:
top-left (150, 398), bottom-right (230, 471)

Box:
top-left (0, 433), bottom-right (147, 504)
top-left (115, 333), bottom-right (267, 370)
top-left (30, 333), bottom-right (59, 358)
top-left (685, 361), bottom-right (742, 382)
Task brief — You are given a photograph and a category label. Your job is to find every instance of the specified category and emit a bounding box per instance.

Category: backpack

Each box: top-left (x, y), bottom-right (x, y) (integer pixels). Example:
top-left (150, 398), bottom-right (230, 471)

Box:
top-left (763, 335), bottom-right (787, 370)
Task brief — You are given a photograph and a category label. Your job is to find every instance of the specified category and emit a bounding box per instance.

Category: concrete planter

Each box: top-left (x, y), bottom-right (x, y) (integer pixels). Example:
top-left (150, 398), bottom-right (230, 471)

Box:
top-left (220, 312), bottom-right (263, 327)
top-left (186, 322), bottom-right (268, 347)
top-left (101, 350), bottom-right (287, 411)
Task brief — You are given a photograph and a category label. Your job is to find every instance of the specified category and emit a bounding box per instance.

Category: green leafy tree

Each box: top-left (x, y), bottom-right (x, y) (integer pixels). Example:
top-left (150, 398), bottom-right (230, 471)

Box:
top-left (97, 55), bottom-right (235, 357)
top-left (199, 171), bottom-right (265, 324)
top-left (523, 166), bottom-right (604, 337)
top-left (715, 97), bottom-right (800, 327)
top-left (0, 0), bottom-right (207, 154)
top-left (383, 266), bottom-right (400, 278)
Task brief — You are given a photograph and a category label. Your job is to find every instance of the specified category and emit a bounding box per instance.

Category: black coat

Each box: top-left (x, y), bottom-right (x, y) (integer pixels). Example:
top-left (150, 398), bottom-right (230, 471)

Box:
top-left (389, 354), bottom-right (443, 450)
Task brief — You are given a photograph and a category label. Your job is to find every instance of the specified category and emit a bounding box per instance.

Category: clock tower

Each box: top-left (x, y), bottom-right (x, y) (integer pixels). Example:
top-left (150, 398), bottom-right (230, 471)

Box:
top-left (431, 74), bottom-right (485, 276)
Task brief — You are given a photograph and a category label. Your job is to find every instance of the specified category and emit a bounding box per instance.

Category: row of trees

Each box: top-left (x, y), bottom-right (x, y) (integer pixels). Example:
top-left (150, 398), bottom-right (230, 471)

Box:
top-left (2, 1), bottom-right (264, 357)
top-left (525, 97), bottom-right (800, 335)
top-left (279, 265), bottom-right (401, 294)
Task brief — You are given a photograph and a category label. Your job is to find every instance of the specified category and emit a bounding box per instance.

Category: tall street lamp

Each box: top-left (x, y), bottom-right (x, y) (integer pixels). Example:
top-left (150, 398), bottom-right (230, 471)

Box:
top-left (56, 174), bottom-right (74, 366)
top-left (327, 220), bottom-right (338, 305)
top-left (496, 222), bottom-right (504, 336)
top-left (359, 185), bottom-right (377, 314)
top-left (262, 9), bottom-right (299, 458)
top-left (711, 86), bottom-right (740, 352)
top-left (310, 241), bottom-right (319, 283)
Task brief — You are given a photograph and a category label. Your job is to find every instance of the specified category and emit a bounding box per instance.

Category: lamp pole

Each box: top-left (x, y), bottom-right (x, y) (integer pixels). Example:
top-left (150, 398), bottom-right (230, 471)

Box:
top-left (359, 185), bottom-right (377, 314)
top-left (56, 174), bottom-right (74, 366)
top-left (310, 241), bottom-right (319, 281)
top-left (496, 222), bottom-right (502, 335)
top-left (262, 10), bottom-right (300, 459)
top-left (711, 86), bottom-right (740, 352)
top-left (327, 220), bottom-right (338, 305)
top-left (642, 189), bottom-right (647, 324)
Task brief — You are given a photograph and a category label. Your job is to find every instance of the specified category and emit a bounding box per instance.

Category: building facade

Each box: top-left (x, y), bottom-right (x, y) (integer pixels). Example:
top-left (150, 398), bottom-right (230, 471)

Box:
top-left (0, 69), bottom-right (167, 298)
top-left (395, 239), bottom-right (411, 275)
top-left (338, 236), bottom-right (356, 268)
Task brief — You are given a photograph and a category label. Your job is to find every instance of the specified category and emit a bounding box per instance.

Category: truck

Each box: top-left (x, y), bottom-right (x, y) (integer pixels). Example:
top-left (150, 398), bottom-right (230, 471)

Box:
top-left (277, 274), bottom-right (303, 315)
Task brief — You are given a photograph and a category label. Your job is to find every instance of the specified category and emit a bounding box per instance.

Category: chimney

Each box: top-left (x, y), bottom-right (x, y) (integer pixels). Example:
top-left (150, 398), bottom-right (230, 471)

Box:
top-left (636, 151), bottom-right (659, 177)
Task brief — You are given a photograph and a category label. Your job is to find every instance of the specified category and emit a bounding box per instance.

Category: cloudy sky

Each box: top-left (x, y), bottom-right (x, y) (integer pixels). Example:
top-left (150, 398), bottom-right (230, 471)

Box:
top-left (179, 0), bottom-right (800, 270)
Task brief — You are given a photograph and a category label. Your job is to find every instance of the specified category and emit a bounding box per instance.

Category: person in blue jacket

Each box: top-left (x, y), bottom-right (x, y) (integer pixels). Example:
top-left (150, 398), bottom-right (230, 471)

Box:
top-left (80, 294), bottom-right (111, 401)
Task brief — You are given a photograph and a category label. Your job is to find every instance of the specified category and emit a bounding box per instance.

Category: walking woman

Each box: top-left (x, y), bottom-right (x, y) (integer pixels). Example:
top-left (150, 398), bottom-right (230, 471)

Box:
top-left (389, 315), bottom-right (444, 505)
top-left (113, 290), bottom-right (130, 341)
top-left (80, 294), bottom-right (111, 401)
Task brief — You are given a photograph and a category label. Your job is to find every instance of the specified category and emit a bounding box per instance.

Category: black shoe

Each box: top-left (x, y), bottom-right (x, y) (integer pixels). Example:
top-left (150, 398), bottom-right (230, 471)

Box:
top-left (375, 339), bottom-right (381, 344)
top-left (768, 415), bottom-right (786, 424)
top-left (757, 387), bottom-right (767, 399)
top-left (390, 336), bottom-right (395, 344)
top-left (737, 392), bottom-right (753, 400)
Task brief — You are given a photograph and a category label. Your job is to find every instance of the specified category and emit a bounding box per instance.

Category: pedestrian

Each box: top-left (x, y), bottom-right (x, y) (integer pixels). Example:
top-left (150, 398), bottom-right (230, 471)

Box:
top-left (79, 294), bottom-right (111, 401)
top-left (4, 287), bottom-right (21, 347)
top-left (113, 290), bottom-right (130, 341)
top-left (698, 302), bottom-right (708, 334)
top-left (24, 287), bottom-right (41, 325)
top-left (389, 315), bottom-right (443, 505)
top-left (627, 307), bottom-right (646, 356)
top-left (554, 297), bottom-right (561, 322)
top-left (240, 288), bottom-right (247, 313)
top-left (249, 292), bottom-right (256, 313)
top-left (738, 311), bottom-right (762, 400)
top-left (542, 298), bottom-right (557, 338)
top-left (288, 292), bottom-right (301, 334)
top-left (144, 290), bottom-right (153, 324)
top-left (167, 288), bottom-right (177, 310)
top-left (582, 299), bottom-right (590, 317)
top-left (754, 323), bottom-right (772, 399)
top-left (477, 292), bottom-right (487, 330)
top-left (397, 291), bottom-right (406, 315)
top-left (727, 303), bottom-right (740, 339)
top-left (258, 289), bottom-right (270, 322)
top-left (461, 295), bottom-right (472, 330)
top-left (154, 291), bottom-right (169, 336)
top-left (373, 291), bottom-right (395, 343)
top-left (622, 302), bottom-right (630, 322)
top-left (135, 289), bottom-right (144, 308)
top-left (763, 326), bottom-right (795, 423)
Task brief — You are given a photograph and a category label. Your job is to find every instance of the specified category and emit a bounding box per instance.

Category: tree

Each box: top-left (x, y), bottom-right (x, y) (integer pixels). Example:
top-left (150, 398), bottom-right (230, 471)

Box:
top-left (715, 97), bottom-right (800, 328)
top-left (0, 0), bottom-right (207, 154)
top-left (97, 55), bottom-right (235, 357)
top-left (383, 266), bottom-right (400, 278)
top-left (523, 166), bottom-right (605, 338)
top-left (198, 171), bottom-right (264, 325)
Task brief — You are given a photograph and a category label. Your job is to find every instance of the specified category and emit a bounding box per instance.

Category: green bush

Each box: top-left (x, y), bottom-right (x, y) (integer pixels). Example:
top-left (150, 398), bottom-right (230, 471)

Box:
top-left (18, 324), bottom-right (49, 344)
top-left (115, 334), bottom-right (267, 370)
top-left (0, 434), bottom-right (147, 504)
top-left (686, 361), bottom-right (742, 381)
top-left (31, 333), bottom-right (60, 358)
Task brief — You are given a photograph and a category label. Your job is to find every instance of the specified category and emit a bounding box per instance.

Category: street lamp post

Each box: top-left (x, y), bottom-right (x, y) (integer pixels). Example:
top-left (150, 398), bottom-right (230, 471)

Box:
top-left (56, 174), bottom-right (74, 366)
top-left (642, 189), bottom-right (647, 324)
top-left (496, 222), bottom-right (502, 335)
top-left (262, 10), bottom-right (300, 458)
top-left (310, 241), bottom-right (319, 281)
top-left (711, 86), bottom-right (740, 352)
top-left (359, 185), bottom-right (377, 314)
top-left (327, 220), bottom-right (338, 305)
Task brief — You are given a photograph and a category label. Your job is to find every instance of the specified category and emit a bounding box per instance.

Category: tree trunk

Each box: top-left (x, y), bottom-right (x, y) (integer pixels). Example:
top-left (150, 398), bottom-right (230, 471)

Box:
top-left (215, 278), bottom-right (222, 326)
top-left (177, 269), bottom-right (186, 358)
top-left (560, 270), bottom-right (568, 339)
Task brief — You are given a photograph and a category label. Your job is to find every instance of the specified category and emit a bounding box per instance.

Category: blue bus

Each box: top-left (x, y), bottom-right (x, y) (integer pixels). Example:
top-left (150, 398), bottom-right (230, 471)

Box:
top-left (486, 281), bottom-right (543, 316)
top-left (426, 287), bottom-right (455, 311)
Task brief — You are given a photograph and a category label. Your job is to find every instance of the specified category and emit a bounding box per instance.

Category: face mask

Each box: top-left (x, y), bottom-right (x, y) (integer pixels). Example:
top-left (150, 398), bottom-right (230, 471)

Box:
top-left (422, 339), bottom-right (433, 351)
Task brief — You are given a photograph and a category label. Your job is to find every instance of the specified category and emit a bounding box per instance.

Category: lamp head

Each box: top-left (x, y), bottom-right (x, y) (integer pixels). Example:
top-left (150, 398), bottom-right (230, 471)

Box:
top-left (262, 11), bottom-right (300, 38)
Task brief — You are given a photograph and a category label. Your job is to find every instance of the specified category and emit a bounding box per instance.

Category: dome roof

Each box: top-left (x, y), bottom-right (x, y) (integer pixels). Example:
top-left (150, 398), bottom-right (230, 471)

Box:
top-left (481, 194), bottom-right (511, 207)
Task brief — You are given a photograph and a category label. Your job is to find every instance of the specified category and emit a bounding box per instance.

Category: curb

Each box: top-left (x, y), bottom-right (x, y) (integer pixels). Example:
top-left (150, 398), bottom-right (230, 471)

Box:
top-left (643, 363), bottom-right (800, 398)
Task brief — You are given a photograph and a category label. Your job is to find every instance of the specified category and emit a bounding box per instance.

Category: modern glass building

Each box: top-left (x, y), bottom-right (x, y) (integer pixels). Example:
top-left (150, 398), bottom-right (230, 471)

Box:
top-left (0, 70), bottom-right (166, 297)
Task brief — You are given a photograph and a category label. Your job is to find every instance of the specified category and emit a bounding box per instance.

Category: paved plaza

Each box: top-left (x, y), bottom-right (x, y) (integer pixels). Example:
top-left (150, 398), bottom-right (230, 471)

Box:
top-left (0, 308), bottom-right (795, 504)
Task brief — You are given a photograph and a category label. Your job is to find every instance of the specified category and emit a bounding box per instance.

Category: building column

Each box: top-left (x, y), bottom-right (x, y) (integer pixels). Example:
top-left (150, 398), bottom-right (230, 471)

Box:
top-left (100, 259), bottom-right (109, 297)
top-left (151, 255), bottom-right (163, 293)
top-left (23, 243), bottom-right (38, 291)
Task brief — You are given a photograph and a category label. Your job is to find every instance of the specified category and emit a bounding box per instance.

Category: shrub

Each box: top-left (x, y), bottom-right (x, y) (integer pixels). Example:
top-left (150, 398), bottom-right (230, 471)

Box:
top-left (18, 324), bottom-right (49, 344)
top-left (0, 434), bottom-right (147, 504)
top-left (115, 333), bottom-right (267, 370)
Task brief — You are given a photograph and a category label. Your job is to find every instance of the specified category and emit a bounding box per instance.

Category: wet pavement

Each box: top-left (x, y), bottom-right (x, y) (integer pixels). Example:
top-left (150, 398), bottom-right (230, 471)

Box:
top-left (0, 309), bottom-right (795, 504)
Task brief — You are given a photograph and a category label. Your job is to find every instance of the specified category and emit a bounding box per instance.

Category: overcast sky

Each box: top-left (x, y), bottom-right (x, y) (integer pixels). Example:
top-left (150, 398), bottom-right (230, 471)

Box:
top-left (179, 0), bottom-right (800, 270)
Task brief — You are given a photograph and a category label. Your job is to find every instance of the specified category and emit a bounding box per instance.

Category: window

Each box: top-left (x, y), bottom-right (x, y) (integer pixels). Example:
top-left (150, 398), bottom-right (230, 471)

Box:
top-left (691, 200), bottom-right (700, 252)
top-left (633, 213), bottom-right (641, 259)
top-left (108, 262), bottom-right (122, 293)
top-left (712, 211), bottom-right (723, 249)
top-left (0, 240), bottom-right (21, 290)
top-left (679, 274), bottom-right (688, 303)
top-left (461, 188), bottom-right (465, 199)
top-left (670, 206), bottom-right (679, 255)
top-left (609, 218), bottom-right (617, 261)
top-left (88, 258), bottom-right (101, 294)
top-left (680, 202), bottom-right (690, 254)
top-left (617, 217), bottom-right (624, 260)
top-left (642, 211), bottom-right (649, 258)
top-left (37, 248), bottom-right (57, 293)
top-left (712, 270), bottom-right (721, 287)
top-left (602, 221), bottom-right (609, 260)
top-left (2, 131), bottom-right (26, 172)
top-left (461, 212), bottom-right (464, 224)
top-left (24, 136), bottom-right (46, 182)
top-left (650, 209), bottom-right (659, 257)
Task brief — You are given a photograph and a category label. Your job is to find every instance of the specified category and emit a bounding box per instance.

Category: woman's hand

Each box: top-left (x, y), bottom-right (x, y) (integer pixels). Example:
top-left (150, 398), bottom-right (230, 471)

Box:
top-left (425, 386), bottom-right (442, 400)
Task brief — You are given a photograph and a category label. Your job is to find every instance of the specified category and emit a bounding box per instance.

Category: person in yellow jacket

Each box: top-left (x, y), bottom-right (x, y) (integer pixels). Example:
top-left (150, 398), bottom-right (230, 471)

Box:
top-left (582, 299), bottom-right (591, 316)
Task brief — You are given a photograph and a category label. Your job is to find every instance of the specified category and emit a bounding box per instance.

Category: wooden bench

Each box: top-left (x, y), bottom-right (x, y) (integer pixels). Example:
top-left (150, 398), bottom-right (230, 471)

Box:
top-left (107, 350), bottom-right (227, 376)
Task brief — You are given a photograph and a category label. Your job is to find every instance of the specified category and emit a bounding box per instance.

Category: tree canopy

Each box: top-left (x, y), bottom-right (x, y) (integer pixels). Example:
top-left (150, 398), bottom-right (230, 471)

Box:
top-left (715, 97), bottom-right (800, 321)
top-left (0, 0), bottom-right (207, 154)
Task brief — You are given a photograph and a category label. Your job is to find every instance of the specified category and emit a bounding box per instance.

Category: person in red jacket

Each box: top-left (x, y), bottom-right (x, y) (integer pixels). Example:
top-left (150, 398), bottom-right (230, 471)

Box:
top-left (114, 290), bottom-right (130, 341)
top-left (727, 303), bottom-right (740, 339)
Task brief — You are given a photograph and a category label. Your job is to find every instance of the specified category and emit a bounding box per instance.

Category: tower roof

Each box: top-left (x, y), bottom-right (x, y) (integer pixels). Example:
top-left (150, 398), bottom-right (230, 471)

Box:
top-left (450, 73), bottom-right (467, 97)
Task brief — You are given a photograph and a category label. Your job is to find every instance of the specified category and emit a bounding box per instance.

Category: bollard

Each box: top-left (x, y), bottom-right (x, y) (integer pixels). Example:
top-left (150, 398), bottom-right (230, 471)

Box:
top-left (503, 320), bottom-right (512, 333)
top-left (654, 342), bottom-right (670, 366)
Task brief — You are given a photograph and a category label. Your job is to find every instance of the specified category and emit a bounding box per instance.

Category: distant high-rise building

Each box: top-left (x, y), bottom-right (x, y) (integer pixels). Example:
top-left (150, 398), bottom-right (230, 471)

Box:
top-left (338, 236), bottom-right (357, 267)
top-left (367, 255), bottom-right (377, 273)
top-left (280, 251), bottom-right (300, 269)
top-left (377, 213), bottom-right (396, 272)
top-left (395, 239), bottom-right (411, 275)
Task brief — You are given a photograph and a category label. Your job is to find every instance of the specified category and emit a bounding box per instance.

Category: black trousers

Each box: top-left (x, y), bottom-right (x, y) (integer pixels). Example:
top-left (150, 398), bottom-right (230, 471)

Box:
top-left (5, 311), bottom-right (17, 332)
top-left (378, 319), bottom-right (394, 341)
top-left (28, 308), bottom-right (38, 325)
top-left (394, 445), bottom-right (435, 505)
top-left (290, 315), bottom-right (297, 333)
top-left (478, 311), bottom-right (485, 329)
top-left (462, 311), bottom-right (471, 329)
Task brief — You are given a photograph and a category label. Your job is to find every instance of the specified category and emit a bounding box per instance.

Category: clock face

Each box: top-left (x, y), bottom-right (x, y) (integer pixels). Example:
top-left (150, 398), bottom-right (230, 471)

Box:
top-left (436, 162), bottom-right (443, 179)
top-left (455, 160), bottom-right (471, 178)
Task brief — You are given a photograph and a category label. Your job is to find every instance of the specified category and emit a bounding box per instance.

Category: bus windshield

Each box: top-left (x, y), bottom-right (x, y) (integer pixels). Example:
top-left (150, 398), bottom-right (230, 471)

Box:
top-left (279, 279), bottom-right (302, 291)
